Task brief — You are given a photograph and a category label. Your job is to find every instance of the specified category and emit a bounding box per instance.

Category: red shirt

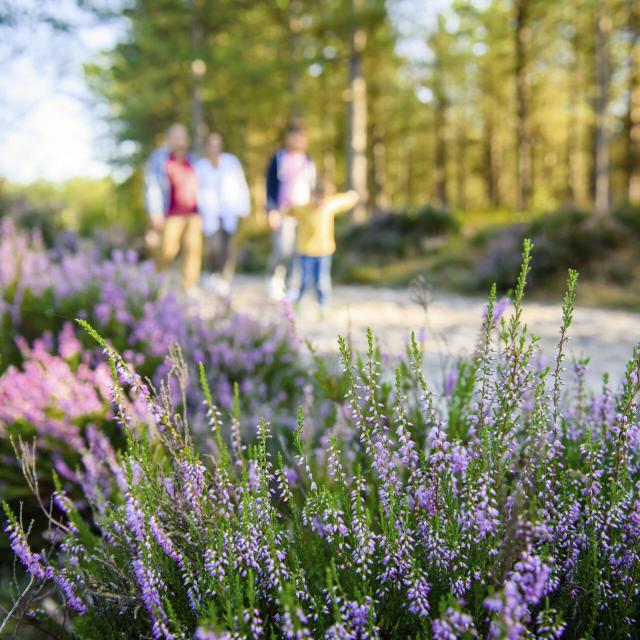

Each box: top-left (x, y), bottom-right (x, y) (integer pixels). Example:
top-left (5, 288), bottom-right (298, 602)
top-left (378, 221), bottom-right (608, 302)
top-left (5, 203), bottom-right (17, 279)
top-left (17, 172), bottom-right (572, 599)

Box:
top-left (166, 155), bottom-right (198, 215)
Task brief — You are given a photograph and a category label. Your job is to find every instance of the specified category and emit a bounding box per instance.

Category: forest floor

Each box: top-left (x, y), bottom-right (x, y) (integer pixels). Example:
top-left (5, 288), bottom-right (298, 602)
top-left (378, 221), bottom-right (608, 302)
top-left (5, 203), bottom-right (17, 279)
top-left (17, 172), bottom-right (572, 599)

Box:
top-left (204, 275), bottom-right (640, 390)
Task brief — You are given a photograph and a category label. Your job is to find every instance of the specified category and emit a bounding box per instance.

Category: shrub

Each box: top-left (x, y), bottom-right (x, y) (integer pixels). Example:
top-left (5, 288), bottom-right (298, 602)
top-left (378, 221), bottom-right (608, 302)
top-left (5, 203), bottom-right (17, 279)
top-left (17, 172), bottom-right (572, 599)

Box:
top-left (0, 325), bottom-right (113, 450)
top-left (0, 218), bottom-right (307, 429)
top-left (614, 202), bottom-right (640, 238)
top-left (474, 208), bottom-right (635, 292)
top-left (0, 220), bottom-right (308, 557)
top-left (4, 243), bottom-right (640, 639)
top-left (337, 205), bottom-right (459, 262)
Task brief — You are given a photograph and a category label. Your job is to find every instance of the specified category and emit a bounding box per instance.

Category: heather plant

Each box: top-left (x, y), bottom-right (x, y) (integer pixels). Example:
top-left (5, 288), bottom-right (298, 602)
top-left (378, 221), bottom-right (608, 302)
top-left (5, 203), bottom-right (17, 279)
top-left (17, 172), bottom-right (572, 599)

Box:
top-left (0, 339), bottom-right (141, 547)
top-left (0, 220), bottom-right (306, 559)
top-left (0, 218), bottom-right (307, 429)
top-left (0, 323), bottom-right (134, 559)
top-left (3, 242), bottom-right (640, 639)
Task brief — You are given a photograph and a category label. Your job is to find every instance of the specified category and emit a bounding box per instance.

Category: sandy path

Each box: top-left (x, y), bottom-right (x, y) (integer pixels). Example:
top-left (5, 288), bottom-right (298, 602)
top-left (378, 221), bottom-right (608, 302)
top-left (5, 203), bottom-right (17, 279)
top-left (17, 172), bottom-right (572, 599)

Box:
top-left (217, 275), bottom-right (639, 389)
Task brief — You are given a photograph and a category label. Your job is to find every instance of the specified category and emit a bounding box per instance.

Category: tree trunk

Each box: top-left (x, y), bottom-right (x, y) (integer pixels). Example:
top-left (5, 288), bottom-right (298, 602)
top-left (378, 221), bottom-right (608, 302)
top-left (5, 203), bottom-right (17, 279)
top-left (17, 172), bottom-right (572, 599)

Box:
top-left (434, 97), bottom-right (448, 209)
top-left (347, 0), bottom-right (368, 221)
top-left (484, 113), bottom-right (500, 208)
top-left (594, 0), bottom-right (611, 215)
top-left (288, 0), bottom-right (302, 118)
top-left (320, 67), bottom-right (336, 193)
top-left (188, 0), bottom-right (205, 154)
top-left (406, 142), bottom-right (415, 206)
top-left (372, 122), bottom-right (389, 214)
top-left (515, 0), bottom-right (532, 211)
top-left (456, 117), bottom-right (467, 210)
top-left (627, 0), bottom-right (640, 203)
top-left (565, 41), bottom-right (581, 206)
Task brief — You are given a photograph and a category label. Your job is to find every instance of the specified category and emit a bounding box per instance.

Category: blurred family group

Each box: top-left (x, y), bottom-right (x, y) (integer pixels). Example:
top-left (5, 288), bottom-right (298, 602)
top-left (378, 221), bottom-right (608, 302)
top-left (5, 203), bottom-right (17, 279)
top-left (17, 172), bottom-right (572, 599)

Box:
top-left (144, 121), bottom-right (358, 309)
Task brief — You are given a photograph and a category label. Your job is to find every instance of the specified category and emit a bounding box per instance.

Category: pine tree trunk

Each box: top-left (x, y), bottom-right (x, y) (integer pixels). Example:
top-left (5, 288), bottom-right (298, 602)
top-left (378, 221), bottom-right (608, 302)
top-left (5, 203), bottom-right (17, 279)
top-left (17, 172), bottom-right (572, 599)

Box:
top-left (188, 0), bottom-right (205, 154)
top-left (288, 0), bottom-right (302, 118)
top-left (434, 98), bottom-right (448, 209)
top-left (565, 39), bottom-right (581, 206)
top-left (484, 113), bottom-right (500, 208)
top-left (372, 123), bottom-right (389, 214)
top-left (406, 143), bottom-right (415, 205)
top-left (594, 0), bottom-right (611, 215)
top-left (515, 0), bottom-right (532, 211)
top-left (456, 119), bottom-right (467, 210)
top-left (320, 68), bottom-right (336, 193)
top-left (347, 0), bottom-right (368, 221)
top-left (627, 0), bottom-right (640, 203)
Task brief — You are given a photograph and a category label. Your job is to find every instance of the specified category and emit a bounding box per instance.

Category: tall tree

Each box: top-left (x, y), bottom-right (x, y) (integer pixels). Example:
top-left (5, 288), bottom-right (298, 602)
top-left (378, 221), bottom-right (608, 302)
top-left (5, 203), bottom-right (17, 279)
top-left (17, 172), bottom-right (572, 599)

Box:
top-left (428, 17), bottom-right (447, 209)
top-left (594, 0), bottom-right (611, 214)
top-left (187, 0), bottom-right (205, 153)
top-left (515, 0), bottom-right (533, 211)
top-left (459, 0), bottom-right (513, 209)
top-left (565, 24), bottom-right (583, 206)
top-left (346, 0), bottom-right (368, 220)
top-left (627, 0), bottom-right (640, 203)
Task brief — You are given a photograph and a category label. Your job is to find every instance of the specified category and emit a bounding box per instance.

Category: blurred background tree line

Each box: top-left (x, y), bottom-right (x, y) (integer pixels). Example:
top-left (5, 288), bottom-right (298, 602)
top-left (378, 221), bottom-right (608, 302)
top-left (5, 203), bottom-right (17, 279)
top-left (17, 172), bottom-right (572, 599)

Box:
top-left (76, 0), bottom-right (640, 219)
top-left (2, 0), bottom-right (640, 303)
top-left (3, 0), bottom-right (639, 221)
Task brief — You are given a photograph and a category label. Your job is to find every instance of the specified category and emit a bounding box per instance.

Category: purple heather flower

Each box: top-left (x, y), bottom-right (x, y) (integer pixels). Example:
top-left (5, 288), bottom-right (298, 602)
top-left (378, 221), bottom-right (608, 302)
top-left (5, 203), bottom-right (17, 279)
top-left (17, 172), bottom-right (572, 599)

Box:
top-left (485, 549), bottom-right (552, 639)
top-left (5, 520), bottom-right (47, 580)
top-left (181, 459), bottom-right (206, 515)
top-left (194, 629), bottom-right (241, 640)
top-left (243, 608), bottom-right (264, 639)
top-left (149, 516), bottom-right (181, 564)
top-left (132, 556), bottom-right (173, 640)
top-left (407, 570), bottom-right (431, 617)
top-left (125, 494), bottom-right (146, 542)
top-left (53, 570), bottom-right (87, 614)
top-left (443, 368), bottom-right (458, 396)
top-left (432, 607), bottom-right (477, 639)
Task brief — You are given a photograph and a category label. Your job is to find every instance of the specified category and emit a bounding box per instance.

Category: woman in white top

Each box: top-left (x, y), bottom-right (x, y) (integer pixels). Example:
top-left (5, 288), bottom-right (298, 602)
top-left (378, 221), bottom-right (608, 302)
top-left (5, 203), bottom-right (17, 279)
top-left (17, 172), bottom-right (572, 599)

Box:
top-left (195, 132), bottom-right (250, 295)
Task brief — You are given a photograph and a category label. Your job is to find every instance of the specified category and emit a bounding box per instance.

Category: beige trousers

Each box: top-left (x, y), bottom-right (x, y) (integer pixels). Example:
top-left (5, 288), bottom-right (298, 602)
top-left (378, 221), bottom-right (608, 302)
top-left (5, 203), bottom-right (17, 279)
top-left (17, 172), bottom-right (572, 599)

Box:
top-left (159, 214), bottom-right (203, 289)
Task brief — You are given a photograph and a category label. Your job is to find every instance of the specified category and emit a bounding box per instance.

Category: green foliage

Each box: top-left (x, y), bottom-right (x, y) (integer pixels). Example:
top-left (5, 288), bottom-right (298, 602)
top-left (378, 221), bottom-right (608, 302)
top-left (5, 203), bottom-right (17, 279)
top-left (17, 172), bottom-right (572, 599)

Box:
top-left (0, 177), bottom-right (141, 247)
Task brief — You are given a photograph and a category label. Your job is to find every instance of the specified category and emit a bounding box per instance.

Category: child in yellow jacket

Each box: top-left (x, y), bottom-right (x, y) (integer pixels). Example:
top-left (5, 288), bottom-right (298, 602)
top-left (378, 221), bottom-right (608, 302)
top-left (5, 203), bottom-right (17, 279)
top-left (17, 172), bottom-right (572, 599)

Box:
top-left (286, 188), bottom-right (359, 309)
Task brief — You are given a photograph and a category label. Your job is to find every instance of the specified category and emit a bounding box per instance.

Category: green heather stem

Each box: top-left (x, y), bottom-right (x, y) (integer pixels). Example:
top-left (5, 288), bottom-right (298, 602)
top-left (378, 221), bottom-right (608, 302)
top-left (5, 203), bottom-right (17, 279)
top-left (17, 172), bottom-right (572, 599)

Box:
top-left (552, 269), bottom-right (578, 426)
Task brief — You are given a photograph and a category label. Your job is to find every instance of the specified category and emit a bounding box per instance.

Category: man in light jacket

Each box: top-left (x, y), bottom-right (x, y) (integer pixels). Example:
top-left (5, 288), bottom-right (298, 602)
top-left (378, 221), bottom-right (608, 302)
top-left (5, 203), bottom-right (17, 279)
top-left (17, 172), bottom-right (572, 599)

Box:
top-left (144, 123), bottom-right (202, 291)
top-left (265, 121), bottom-right (316, 300)
top-left (195, 131), bottom-right (250, 296)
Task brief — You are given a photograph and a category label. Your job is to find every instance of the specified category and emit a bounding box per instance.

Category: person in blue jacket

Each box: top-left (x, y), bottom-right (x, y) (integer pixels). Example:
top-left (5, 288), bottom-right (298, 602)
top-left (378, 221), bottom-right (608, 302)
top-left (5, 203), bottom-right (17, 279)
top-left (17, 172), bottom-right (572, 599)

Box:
top-left (265, 121), bottom-right (316, 300)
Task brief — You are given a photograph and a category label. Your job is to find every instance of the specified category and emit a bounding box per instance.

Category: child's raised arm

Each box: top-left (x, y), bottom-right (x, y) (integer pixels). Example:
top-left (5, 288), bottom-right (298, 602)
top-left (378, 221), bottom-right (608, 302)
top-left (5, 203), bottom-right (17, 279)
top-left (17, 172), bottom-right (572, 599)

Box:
top-left (323, 190), bottom-right (359, 217)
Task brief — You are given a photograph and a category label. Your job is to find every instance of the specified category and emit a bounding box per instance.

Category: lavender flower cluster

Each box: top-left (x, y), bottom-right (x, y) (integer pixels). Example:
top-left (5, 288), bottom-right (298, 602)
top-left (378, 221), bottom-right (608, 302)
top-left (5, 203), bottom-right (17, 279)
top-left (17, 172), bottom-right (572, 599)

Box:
top-left (4, 243), bottom-right (640, 639)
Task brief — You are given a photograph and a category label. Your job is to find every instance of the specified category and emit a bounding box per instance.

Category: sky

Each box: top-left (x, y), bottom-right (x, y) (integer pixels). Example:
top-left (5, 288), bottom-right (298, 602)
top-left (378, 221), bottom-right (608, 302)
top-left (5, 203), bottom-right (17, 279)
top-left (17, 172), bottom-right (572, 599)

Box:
top-left (0, 1), bottom-right (121, 184)
top-left (0, 0), bottom-right (449, 185)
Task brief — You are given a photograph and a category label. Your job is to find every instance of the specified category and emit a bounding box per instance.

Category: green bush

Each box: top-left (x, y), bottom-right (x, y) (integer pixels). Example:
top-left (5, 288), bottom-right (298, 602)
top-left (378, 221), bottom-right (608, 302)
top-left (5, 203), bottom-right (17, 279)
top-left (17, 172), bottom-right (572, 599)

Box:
top-left (338, 205), bottom-right (459, 262)
top-left (474, 207), bottom-right (638, 292)
top-left (614, 202), bottom-right (640, 238)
